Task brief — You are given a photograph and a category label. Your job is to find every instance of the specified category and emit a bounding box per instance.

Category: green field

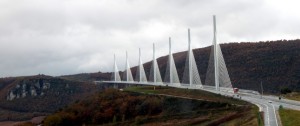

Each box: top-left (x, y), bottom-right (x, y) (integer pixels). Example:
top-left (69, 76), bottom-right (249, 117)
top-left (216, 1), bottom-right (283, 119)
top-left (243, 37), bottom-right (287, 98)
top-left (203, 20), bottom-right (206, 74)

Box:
top-left (279, 107), bottom-right (300, 126)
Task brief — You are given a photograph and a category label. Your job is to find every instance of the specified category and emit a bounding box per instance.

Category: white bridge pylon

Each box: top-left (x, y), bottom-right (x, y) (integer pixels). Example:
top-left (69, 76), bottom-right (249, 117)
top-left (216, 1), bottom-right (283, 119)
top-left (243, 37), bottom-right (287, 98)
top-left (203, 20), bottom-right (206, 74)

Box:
top-left (149, 43), bottom-right (163, 84)
top-left (135, 48), bottom-right (147, 82)
top-left (205, 15), bottom-right (233, 91)
top-left (122, 51), bottom-right (134, 82)
top-left (182, 29), bottom-right (203, 88)
top-left (110, 15), bottom-right (232, 92)
top-left (164, 37), bottom-right (180, 86)
top-left (111, 54), bottom-right (121, 81)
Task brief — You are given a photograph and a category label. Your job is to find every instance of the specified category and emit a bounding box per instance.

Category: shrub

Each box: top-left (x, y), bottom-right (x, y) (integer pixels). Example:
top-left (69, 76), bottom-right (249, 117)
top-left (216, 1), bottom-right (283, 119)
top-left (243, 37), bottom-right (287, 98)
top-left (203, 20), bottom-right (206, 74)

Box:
top-left (44, 115), bottom-right (62, 126)
top-left (280, 87), bottom-right (292, 94)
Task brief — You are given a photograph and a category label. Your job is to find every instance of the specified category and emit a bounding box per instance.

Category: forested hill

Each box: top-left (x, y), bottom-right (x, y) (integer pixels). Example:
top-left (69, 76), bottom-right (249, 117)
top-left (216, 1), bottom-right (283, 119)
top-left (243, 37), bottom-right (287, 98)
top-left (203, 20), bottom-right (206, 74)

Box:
top-left (219, 40), bottom-right (300, 93)
top-left (154, 39), bottom-right (300, 93)
top-left (62, 39), bottom-right (300, 93)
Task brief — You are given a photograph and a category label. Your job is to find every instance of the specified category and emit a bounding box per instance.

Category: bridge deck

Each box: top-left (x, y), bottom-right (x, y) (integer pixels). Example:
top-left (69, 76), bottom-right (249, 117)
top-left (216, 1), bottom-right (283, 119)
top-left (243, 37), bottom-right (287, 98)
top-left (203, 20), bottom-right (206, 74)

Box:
top-left (95, 81), bottom-right (244, 94)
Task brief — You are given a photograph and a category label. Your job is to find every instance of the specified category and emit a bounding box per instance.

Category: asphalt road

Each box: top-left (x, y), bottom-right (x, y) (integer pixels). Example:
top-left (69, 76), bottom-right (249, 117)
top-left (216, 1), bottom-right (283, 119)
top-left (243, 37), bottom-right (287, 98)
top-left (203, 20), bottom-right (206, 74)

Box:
top-left (210, 90), bottom-right (300, 126)
top-left (241, 94), bottom-right (279, 126)
top-left (171, 85), bottom-right (293, 126)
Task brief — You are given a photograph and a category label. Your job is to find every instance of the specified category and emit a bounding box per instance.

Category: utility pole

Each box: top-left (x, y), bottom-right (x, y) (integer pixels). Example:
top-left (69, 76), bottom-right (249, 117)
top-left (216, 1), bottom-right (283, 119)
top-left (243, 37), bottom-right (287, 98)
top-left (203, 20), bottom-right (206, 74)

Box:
top-left (260, 81), bottom-right (264, 99)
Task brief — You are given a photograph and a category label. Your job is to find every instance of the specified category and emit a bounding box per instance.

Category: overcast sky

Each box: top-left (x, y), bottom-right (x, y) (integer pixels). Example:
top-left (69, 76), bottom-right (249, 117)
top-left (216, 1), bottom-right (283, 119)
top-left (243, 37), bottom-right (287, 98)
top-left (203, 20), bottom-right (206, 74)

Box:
top-left (0, 0), bottom-right (300, 77)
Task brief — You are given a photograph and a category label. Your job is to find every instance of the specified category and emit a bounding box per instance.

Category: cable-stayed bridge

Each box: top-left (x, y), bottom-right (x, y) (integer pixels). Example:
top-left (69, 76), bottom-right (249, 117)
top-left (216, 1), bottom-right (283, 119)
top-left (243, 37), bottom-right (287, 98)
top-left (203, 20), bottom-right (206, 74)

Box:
top-left (96, 15), bottom-right (300, 126)
top-left (102, 16), bottom-right (233, 93)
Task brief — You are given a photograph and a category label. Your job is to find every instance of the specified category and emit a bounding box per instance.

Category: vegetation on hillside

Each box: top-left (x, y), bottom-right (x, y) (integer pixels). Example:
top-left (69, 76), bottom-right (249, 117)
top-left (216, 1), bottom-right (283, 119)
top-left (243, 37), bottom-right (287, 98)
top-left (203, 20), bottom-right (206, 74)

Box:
top-left (125, 86), bottom-right (248, 105)
top-left (0, 75), bottom-right (98, 121)
top-left (153, 40), bottom-right (300, 94)
top-left (43, 88), bottom-right (259, 126)
top-left (60, 72), bottom-right (110, 82)
top-left (126, 86), bottom-right (262, 125)
top-left (0, 77), bottom-right (17, 91)
top-left (282, 92), bottom-right (300, 102)
top-left (279, 107), bottom-right (300, 126)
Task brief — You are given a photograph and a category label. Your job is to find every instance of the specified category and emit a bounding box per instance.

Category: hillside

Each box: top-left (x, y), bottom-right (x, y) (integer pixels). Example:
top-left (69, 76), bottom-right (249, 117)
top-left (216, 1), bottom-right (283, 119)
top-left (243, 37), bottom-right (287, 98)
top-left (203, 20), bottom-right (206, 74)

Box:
top-left (60, 72), bottom-right (110, 82)
top-left (0, 75), bottom-right (99, 121)
top-left (42, 88), bottom-right (259, 126)
top-left (188, 39), bottom-right (299, 93)
top-left (64, 40), bottom-right (300, 93)
top-left (165, 39), bottom-right (300, 94)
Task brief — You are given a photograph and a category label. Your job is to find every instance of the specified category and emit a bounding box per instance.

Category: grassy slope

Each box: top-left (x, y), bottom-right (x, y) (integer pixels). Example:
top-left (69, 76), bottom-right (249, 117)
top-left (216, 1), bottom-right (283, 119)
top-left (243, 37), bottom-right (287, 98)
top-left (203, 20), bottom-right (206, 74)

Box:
top-left (283, 92), bottom-right (300, 102)
top-left (125, 86), bottom-right (261, 126)
top-left (125, 86), bottom-right (248, 105)
top-left (279, 108), bottom-right (300, 126)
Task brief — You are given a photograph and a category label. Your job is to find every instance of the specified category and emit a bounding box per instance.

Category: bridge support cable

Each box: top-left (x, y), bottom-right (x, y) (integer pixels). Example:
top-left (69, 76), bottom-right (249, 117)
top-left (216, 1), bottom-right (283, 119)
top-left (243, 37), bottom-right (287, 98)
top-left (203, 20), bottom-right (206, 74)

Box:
top-left (135, 48), bottom-right (148, 82)
top-left (164, 37), bottom-right (180, 86)
top-left (182, 29), bottom-right (203, 88)
top-left (122, 51), bottom-right (134, 82)
top-left (111, 54), bottom-right (121, 81)
top-left (205, 15), bottom-right (232, 91)
top-left (149, 43), bottom-right (163, 84)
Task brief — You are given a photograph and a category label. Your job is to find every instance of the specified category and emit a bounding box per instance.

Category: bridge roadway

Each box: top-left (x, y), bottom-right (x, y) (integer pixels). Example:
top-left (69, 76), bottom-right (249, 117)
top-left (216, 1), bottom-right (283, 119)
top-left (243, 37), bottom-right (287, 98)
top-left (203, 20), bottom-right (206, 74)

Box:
top-left (98, 81), bottom-right (300, 126)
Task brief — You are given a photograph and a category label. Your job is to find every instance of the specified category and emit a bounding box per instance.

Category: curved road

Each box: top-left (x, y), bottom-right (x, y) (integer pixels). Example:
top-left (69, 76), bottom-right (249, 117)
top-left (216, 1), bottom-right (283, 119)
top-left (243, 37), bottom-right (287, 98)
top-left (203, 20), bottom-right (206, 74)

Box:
top-left (213, 90), bottom-right (300, 126)
top-left (182, 86), bottom-right (300, 126)
top-left (99, 81), bottom-right (300, 126)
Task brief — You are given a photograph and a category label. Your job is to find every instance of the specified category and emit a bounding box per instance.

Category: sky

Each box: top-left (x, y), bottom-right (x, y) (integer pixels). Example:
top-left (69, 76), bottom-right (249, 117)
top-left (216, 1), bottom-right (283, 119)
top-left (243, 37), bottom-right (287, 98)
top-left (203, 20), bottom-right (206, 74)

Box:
top-left (0, 0), bottom-right (300, 77)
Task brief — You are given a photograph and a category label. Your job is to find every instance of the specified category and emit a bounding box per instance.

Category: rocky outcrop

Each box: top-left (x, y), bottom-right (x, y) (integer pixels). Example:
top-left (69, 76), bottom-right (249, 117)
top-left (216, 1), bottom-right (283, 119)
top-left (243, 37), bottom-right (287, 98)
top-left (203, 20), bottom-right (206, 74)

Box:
top-left (6, 80), bottom-right (52, 101)
top-left (0, 75), bottom-right (98, 121)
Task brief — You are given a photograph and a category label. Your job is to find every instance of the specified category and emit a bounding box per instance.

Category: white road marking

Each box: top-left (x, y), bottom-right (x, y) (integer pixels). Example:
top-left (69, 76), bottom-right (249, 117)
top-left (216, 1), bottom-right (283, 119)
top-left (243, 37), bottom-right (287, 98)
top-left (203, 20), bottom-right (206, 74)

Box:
top-left (254, 103), bottom-right (263, 112)
top-left (262, 103), bottom-right (270, 126)
top-left (272, 104), bottom-right (279, 126)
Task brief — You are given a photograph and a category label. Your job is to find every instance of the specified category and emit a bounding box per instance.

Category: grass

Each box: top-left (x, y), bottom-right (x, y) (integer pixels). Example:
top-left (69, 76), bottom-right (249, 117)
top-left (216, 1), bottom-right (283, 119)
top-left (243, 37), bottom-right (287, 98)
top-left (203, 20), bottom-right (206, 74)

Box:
top-left (124, 85), bottom-right (260, 126)
top-left (125, 85), bottom-right (249, 105)
top-left (282, 92), bottom-right (300, 102)
top-left (279, 107), bottom-right (300, 126)
top-left (125, 85), bottom-right (160, 94)
top-left (257, 112), bottom-right (264, 126)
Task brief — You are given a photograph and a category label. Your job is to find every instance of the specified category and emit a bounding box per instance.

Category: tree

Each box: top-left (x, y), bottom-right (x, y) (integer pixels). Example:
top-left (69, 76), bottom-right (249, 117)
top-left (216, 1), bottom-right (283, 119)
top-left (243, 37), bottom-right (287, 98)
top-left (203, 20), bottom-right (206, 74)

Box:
top-left (280, 87), bottom-right (292, 94)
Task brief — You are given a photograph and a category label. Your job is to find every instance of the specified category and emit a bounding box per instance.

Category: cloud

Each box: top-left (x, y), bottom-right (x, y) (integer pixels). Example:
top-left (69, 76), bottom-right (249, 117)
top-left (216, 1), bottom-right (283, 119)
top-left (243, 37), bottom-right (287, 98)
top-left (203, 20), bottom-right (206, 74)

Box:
top-left (0, 0), bottom-right (299, 77)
